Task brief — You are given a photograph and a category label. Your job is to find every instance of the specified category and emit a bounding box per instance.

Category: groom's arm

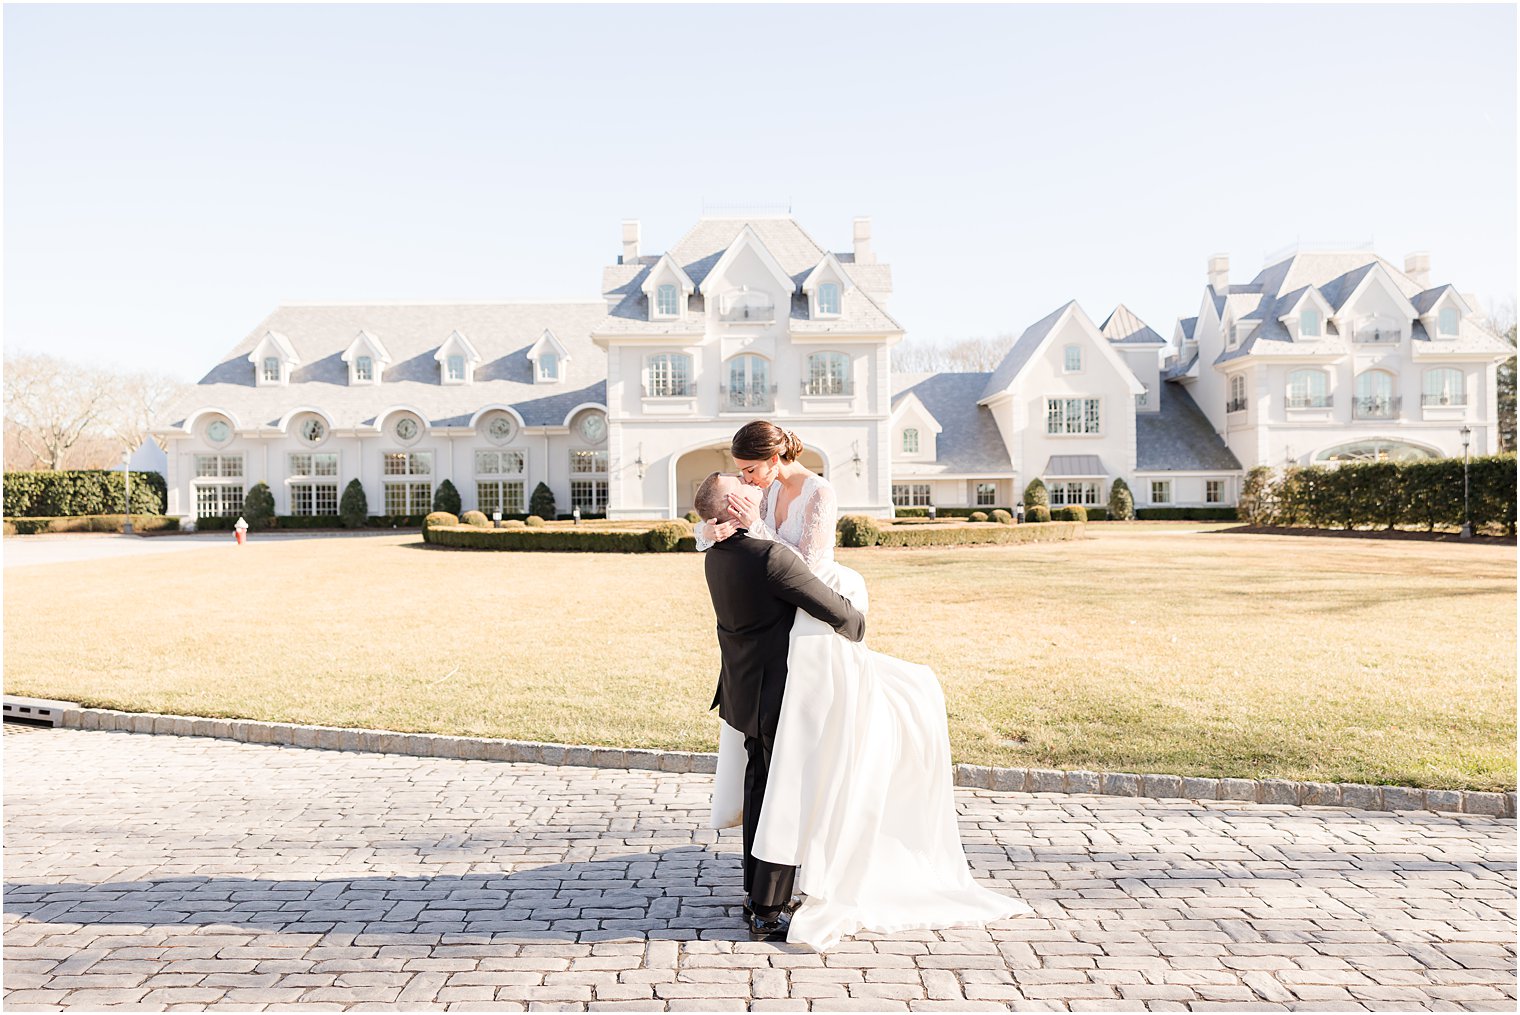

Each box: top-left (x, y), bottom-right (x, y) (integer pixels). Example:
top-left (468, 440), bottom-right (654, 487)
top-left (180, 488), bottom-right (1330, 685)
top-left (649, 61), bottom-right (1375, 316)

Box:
top-left (762, 546), bottom-right (866, 643)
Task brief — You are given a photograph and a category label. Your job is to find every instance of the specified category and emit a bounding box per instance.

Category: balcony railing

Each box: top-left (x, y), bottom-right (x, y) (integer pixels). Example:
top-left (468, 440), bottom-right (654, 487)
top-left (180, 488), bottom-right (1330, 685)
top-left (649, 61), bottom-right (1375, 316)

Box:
top-left (719, 305), bottom-right (774, 324)
top-left (642, 382), bottom-right (697, 398)
top-left (801, 380), bottom-right (854, 397)
top-left (1420, 393), bottom-right (1467, 407)
top-left (1226, 397), bottom-right (1248, 413)
top-left (1353, 326), bottom-right (1401, 344)
top-left (1286, 394), bottom-right (1334, 409)
top-left (1353, 395), bottom-right (1402, 419)
top-left (722, 384), bottom-right (777, 410)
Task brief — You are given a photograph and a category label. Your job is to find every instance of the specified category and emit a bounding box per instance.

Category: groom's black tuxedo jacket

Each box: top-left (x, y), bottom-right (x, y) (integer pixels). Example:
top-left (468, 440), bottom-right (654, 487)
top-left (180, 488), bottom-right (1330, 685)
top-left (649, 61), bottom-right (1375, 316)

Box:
top-left (705, 531), bottom-right (866, 740)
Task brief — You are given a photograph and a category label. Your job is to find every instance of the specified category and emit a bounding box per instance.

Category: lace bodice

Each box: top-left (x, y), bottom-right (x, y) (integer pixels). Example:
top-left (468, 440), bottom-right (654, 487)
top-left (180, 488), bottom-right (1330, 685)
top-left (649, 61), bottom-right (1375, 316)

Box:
top-left (695, 473), bottom-right (837, 571)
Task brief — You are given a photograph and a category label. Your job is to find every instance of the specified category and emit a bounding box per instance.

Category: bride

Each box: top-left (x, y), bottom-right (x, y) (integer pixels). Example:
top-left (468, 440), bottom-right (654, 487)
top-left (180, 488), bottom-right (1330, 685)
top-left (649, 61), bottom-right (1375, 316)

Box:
top-left (696, 420), bottom-right (1032, 951)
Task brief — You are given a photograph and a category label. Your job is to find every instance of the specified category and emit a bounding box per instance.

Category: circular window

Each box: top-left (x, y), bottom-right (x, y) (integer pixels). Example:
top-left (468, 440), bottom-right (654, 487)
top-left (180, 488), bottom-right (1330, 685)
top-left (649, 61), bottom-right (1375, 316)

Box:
top-left (395, 417), bottom-right (419, 442)
top-left (486, 415), bottom-right (517, 444)
top-left (300, 418), bottom-right (326, 444)
top-left (207, 420), bottom-right (231, 444)
top-left (578, 412), bottom-right (607, 444)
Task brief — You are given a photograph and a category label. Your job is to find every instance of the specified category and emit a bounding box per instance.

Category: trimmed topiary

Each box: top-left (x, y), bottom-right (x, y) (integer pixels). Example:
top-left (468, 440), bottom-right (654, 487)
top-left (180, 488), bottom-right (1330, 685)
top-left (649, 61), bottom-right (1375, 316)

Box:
top-left (1059, 504), bottom-right (1088, 522)
top-left (432, 479), bottom-right (462, 515)
top-left (1023, 478), bottom-right (1048, 510)
top-left (339, 478), bottom-right (368, 529)
top-left (1027, 504), bottom-right (1051, 523)
top-left (991, 508), bottom-right (1013, 525)
top-left (243, 482), bottom-right (276, 529)
top-left (461, 510), bottom-right (489, 528)
top-left (643, 521), bottom-right (688, 552)
top-left (525, 514), bottom-right (546, 527)
top-left (969, 511), bottom-right (989, 522)
top-left (529, 482), bottom-right (556, 519)
top-left (421, 511), bottom-right (458, 544)
top-left (1107, 477), bottom-right (1135, 521)
top-left (684, 510), bottom-right (702, 524)
top-left (502, 519), bottom-right (526, 529)
top-left (837, 514), bottom-right (881, 547)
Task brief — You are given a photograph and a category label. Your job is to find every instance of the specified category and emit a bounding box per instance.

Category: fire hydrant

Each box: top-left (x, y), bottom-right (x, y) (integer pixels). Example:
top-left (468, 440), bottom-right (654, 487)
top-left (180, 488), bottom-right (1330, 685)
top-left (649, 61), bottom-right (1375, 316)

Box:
top-left (234, 516), bottom-right (249, 545)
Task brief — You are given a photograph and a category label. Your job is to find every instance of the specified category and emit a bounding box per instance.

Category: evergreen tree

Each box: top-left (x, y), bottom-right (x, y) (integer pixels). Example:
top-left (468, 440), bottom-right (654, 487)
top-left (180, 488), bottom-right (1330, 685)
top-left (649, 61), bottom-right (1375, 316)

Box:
top-left (242, 481), bottom-right (276, 529)
top-left (432, 479), bottom-right (462, 515)
top-left (1107, 477), bottom-right (1135, 521)
top-left (339, 479), bottom-right (368, 529)
top-left (529, 481), bottom-right (556, 518)
top-left (1022, 478), bottom-right (1048, 509)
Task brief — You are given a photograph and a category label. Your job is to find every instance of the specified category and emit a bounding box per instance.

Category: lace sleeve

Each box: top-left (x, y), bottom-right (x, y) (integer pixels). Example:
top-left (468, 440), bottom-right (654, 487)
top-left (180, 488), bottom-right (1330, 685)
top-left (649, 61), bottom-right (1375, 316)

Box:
top-left (692, 508), bottom-right (777, 552)
top-left (795, 479), bottom-right (837, 569)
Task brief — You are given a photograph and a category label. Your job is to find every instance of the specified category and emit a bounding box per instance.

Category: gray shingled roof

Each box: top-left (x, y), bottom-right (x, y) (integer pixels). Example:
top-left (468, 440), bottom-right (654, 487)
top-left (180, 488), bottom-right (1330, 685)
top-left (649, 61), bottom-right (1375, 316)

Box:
top-left (891, 372), bottom-right (1013, 475)
top-left (980, 301), bottom-right (1075, 401)
top-left (1136, 382), bottom-right (1242, 472)
top-left (1177, 317), bottom-right (1197, 341)
top-left (164, 301), bottom-right (609, 431)
top-left (1100, 304), bottom-right (1166, 345)
top-left (1044, 455), bottom-right (1108, 476)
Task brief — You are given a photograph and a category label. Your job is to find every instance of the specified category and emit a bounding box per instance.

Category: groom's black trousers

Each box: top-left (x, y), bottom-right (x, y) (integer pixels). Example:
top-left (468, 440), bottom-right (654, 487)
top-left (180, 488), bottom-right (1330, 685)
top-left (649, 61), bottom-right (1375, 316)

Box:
top-left (742, 729), bottom-right (796, 912)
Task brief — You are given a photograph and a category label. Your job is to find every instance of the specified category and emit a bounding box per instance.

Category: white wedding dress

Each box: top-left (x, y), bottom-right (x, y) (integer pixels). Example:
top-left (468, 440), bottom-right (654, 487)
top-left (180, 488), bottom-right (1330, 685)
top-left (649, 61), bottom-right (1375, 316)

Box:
top-left (699, 474), bottom-right (1032, 950)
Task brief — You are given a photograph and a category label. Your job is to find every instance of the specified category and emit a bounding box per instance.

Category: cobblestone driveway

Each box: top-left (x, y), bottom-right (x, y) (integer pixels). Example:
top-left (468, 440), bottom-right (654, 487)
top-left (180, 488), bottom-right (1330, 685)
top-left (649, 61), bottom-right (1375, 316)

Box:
top-left (4, 727), bottom-right (1515, 1011)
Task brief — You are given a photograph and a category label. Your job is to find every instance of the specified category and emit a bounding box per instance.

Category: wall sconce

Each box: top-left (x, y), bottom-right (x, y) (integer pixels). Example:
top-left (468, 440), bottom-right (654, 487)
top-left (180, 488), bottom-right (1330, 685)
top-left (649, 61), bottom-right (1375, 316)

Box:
top-left (634, 444), bottom-right (645, 480)
top-left (850, 441), bottom-right (863, 478)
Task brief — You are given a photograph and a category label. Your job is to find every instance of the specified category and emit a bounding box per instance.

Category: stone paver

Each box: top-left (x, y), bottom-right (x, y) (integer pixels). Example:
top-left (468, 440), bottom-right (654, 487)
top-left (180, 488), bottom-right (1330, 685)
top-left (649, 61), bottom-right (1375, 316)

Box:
top-left (3, 727), bottom-right (1515, 1011)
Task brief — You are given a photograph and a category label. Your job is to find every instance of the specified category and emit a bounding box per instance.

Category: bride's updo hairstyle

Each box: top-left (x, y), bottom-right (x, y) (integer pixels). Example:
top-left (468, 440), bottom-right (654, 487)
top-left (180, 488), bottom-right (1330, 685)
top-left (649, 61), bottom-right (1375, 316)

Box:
top-left (731, 420), bottom-right (803, 463)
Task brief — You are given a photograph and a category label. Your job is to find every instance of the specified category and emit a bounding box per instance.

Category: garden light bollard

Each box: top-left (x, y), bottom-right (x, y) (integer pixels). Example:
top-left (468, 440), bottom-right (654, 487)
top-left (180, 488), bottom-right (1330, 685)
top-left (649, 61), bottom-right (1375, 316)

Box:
top-left (492, 510), bottom-right (502, 529)
top-left (573, 505), bottom-right (581, 525)
top-left (234, 516), bottom-right (249, 545)
top-left (121, 451), bottom-right (133, 535)
top-left (1459, 425), bottom-right (1473, 539)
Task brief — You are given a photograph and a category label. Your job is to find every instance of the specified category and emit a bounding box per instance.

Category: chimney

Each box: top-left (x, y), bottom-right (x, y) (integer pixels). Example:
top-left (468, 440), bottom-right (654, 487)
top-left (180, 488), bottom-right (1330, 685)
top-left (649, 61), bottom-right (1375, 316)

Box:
top-left (1207, 254), bottom-right (1229, 291)
top-left (1404, 251), bottom-right (1431, 290)
top-left (852, 217), bottom-right (875, 264)
top-left (621, 220), bottom-right (640, 265)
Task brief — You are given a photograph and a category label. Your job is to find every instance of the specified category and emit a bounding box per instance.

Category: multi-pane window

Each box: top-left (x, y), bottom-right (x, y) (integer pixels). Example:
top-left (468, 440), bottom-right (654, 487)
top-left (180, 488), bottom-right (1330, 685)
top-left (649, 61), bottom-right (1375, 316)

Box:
top-left (902, 428), bottom-right (919, 454)
top-left (891, 484), bottom-right (932, 507)
top-left (804, 352), bottom-right (851, 396)
top-left (818, 283), bottom-right (840, 316)
top-left (382, 451), bottom-right (431, 515)
top-left (477, 482), bottom-right (525, 515)
top-left (975, 483), bottom-right (997, 507)
top-left (288, 453), bottom-right (339, 517)
top-left (262, 357), bottom-right (280, 382)
top-left (1422, 368), bottom-right (1465, 406)
top-left (355, 355), bottom-right (373, 381)
top-left (1150, 481), bottom-right (1172, 504)
top-left (1354, 370), bottom-right (1398, 418)
top-left (571, 480), bottom-right (608, 512)
top-left (571, 450), bottom-right (608, 474)
top-left (1045, 398), bottom-right (1101, 435)
top-left (1063, 345), bottom-right (1082, 372)
top-left (726, 355), bottom-right (770, 409)
top-left (1300, 309), bottom-right (1321, 337)
top-left (646, 353), bottom-right (693, 397)
top-left (476, 450), bottom-right (524, 475)
top-left (1287, 369), bottom-right (1330, 408)
top-left (1206, 480), bottom-right (1224, 504)
top-left (1228, 374), bottom-right (1248, 412)
top-left (193, 455), bottom-right (245, 518)
top-left (1438, 307), bottom-right (1459, 336)
top-left (1048, 481), bottom-right (1101, 506)
top-left (446, 354), bottom-right (466, 381)
top-left (539, 353), bottom-right (559, 380)
top-left (656, 284), bottom-right (679, 316)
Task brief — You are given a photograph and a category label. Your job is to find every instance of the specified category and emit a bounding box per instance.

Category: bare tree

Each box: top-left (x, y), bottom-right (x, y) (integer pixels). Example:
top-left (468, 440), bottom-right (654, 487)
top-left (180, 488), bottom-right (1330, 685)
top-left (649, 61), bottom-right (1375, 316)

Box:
top-left (892, 332), bottom-right (1019, 373)
top-left (105, 370), bottom-right (189, 453)
top-left (3, 354), bottom-right (117, 470)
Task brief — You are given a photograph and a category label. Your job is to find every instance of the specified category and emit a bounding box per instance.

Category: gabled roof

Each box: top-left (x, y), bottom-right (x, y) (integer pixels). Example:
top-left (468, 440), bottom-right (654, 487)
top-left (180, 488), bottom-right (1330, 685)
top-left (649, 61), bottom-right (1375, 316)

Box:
top-left (700, 224), bottom-right (795, 295)
top-left (340, 329), bottom-right (391, 365)
top-left (434, 330), bottom-right (482, 365)
top-left (639, 252), bottom-right (696, 296)
top-left (248, 330), bottom-right (299, 366)
top-left (1136, 382), bottom-right (1242, 472)
top-left (889, 390), bottom-right (943, 434)
top-left (1274, 285), bottom-right (1331, 321)
top-left (526, 328), bottom-right (570, 363)
top-left (1411, 284), bottom-right (1470, 316)
top-left (980, 301), bottom-right (1144, 403)
top-left (1100, 304), bottom-right (1166, 345)
top-left (800, 251), bottom-right (854, 294)
top-left (891, 372), bottom-right (1013, 475)
top-left (1325, 262), bottom-right (1417, 319)
top-left (1177, 317), bottom-right (1198, 342)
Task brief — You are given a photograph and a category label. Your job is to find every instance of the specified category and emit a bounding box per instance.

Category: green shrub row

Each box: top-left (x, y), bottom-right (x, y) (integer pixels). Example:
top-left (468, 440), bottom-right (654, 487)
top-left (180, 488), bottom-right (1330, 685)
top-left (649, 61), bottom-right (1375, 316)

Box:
top-left (1238, 456), bottom-right (1517, 533)
top-left (427, 524), bottom-right (696, 553)
top-left (874, 521), bottom-right (1083, 548)
top-left (1133, 507), bottom-right (1242, 521)
top-left (3, 470), bottom-right (166, 517)
top-left (195, 514), bottom-right (427, 531)
top-left (4, 514), bottom-right (180, 535)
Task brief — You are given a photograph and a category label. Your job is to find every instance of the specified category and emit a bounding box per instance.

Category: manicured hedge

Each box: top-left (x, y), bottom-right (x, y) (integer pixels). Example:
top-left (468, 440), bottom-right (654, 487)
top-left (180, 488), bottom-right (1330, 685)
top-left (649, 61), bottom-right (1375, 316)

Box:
top-left (1241, 456), bottom-right (1517, 534)
top-left (1135, 507), bottom-right (1241, 520)
top-left (428, 525), bottom-right (690, 553)
top-left (3, 470), bottom-right (166, 517)
top-left (874, 521), bottom-right (1083, 548)
top-left (5, 514), bottom-right (180, 535)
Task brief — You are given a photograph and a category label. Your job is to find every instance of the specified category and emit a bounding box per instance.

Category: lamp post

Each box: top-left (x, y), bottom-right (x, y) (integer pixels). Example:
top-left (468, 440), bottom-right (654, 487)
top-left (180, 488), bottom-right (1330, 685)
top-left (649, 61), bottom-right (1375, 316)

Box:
top-left (122, 450), bottom-right (133, 535)
top-left (1459, 425), bottom-right (1472, 539)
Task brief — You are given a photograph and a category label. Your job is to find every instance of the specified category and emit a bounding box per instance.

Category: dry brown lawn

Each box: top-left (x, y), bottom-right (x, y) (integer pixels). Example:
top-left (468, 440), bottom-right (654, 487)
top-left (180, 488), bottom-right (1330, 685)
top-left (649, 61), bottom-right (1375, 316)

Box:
top-left (4, 528), bottom-right (1514, 790)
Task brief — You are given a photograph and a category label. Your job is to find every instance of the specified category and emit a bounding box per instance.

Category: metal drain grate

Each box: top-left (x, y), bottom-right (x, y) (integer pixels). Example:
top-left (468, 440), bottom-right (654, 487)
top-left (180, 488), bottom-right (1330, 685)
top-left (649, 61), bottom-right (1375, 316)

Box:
top-left (2, 696), bottom-right (77, 728)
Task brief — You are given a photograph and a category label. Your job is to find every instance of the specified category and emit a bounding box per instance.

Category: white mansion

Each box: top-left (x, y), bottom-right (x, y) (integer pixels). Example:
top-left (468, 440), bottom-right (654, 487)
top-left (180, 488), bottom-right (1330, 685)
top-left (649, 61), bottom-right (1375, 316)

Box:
top-left (155, 215), bottom-right (1512, 526)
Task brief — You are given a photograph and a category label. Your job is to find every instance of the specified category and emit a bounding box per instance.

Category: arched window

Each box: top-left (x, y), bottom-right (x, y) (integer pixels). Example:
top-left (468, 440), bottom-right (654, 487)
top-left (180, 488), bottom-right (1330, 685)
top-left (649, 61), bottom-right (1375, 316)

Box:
top-left (818, 282), bottom-right (840, 316)
top-left (720, 287), bottom-right (774, 323)
top-left (262, 356), bottom-right (281, 382)
top-left (902, 427), bottom-right (920, 454)
top-left (538, 353), bottom-right (559, 381)
top-left (726, 354), bottom-right (769, 409)
top-left (446, 354), bottom-right (466, 381)
top-left (646, 353), bottom-right (693, 397)
top-left (1438, 307), bottom-right (1459, 336)
top-left (804, 352), bottom-right (851, 396)
top-left (656, 283), bottom-right (679, 317)
top-left (1299, 308), bottom-right (1321, 337)
top-left (1422, 368), bottom-right (1465, 407)
top-left (1354, 370), bottom-right (1398, 418)
top-left (355, 355), bottom-right (373, 382)
top-left (1286, 369), bottom-right (1329, 409)
top-left (1316, 439), bottom-right (1439, 463)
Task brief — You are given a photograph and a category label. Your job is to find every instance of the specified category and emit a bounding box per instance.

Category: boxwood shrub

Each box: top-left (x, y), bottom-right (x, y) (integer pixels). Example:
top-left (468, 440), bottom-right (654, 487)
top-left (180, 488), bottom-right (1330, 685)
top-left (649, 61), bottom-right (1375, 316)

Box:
top-left (875, 521), bottom-right (1082, 548)
top-left (1026, 504), bottom-right (1051, 523)
top-left (421, 511), bottom-right (459, 544)
top-left (969, 511), bottom-right (989, 522)
top-left (461, 510), bottom-right (490, 527)
top-left (428, 525), bottom-right (689, 552)
top-left (1135, 507), bottom-right (1241, 521)
top-left (525, 515), bottom-right (546, 527)
top-left (1055, 505), bottom-right (1088, 522)
top-left (991, 509), bottom-right (1013, 525)
top-left (643, 520), bottom-right (690, 552)
top-left (5, 514), bottom-right (180, 535)
top-left (3, 470), bottom-right (166, 517)
top-left (837, 514), bottom-right (882, 547)
top-left (891, 507), bottom-right (930, 518)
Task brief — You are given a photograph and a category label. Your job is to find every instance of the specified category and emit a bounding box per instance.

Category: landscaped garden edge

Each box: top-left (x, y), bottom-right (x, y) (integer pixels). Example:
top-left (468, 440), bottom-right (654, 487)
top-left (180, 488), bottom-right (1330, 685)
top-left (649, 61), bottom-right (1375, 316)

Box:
top-left (43, 703), bottom-right (1516, 818)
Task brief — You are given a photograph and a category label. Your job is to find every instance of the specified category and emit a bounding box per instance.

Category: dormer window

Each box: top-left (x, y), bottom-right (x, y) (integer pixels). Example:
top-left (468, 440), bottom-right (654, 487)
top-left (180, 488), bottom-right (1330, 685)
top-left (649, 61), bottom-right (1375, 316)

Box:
top-left (262, 357), bottom-right (281, 382)
top-left (655, 284), bottom-right (679, 317)
top-left (446, 355), bottom-right (466, 382)
top-left (1300, 309), bottom-right (1321, 337)
top-left (355, 355), bottom-right (373, 381)
top-left (1063, 345), bottom-right (1082, 372)
top-left (435, 330), bottom-right (480, 386)
top-left (818, 283), bottom-right (840, 316)
top-left (539, 353), bottom-right (559, 381)
top-left (1438, 307), bottom-right (1459, 336)
top-left (902, 427), bottom-right (919, 454)
top-left (342, 330), bottom-right (389, 387)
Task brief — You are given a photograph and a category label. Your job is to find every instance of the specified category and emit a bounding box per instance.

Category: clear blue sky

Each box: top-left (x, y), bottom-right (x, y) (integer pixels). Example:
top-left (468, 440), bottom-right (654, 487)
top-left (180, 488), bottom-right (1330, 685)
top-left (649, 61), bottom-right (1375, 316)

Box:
top-left (5, 3), bottom-right (1515, 381)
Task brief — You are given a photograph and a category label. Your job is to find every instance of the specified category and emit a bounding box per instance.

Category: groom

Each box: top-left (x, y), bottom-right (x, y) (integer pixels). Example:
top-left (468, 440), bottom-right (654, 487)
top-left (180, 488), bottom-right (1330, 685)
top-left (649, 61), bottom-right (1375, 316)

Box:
top-left (694, 472), bottom-right (866, 941)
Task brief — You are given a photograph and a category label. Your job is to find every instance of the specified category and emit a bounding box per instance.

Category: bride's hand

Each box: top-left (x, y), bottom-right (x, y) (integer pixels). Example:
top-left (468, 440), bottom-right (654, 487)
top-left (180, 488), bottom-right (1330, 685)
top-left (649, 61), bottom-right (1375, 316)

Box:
top-left (708, 518), bottom-right (739, 542)
top-left (726, 491), bottom-right (760, 529)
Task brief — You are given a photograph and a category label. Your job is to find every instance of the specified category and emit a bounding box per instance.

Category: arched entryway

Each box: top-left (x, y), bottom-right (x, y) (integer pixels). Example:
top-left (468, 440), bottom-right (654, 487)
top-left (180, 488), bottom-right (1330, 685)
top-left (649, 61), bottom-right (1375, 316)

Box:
top-left (670, 443), bottom-right (828, 518)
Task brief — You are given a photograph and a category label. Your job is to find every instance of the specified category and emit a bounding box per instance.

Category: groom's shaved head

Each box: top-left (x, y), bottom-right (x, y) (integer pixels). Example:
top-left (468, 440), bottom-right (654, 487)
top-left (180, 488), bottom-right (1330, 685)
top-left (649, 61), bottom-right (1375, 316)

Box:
top-left (694, 472), bottom-right (737, 522)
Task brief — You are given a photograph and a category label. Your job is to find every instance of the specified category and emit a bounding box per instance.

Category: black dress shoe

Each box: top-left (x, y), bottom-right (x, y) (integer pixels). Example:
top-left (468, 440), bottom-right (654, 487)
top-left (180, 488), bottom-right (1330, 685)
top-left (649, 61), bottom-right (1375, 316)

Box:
top-left (748, 909), bottom-right (791, 942)
top-left (743, 896), bottom-right (802, 920)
